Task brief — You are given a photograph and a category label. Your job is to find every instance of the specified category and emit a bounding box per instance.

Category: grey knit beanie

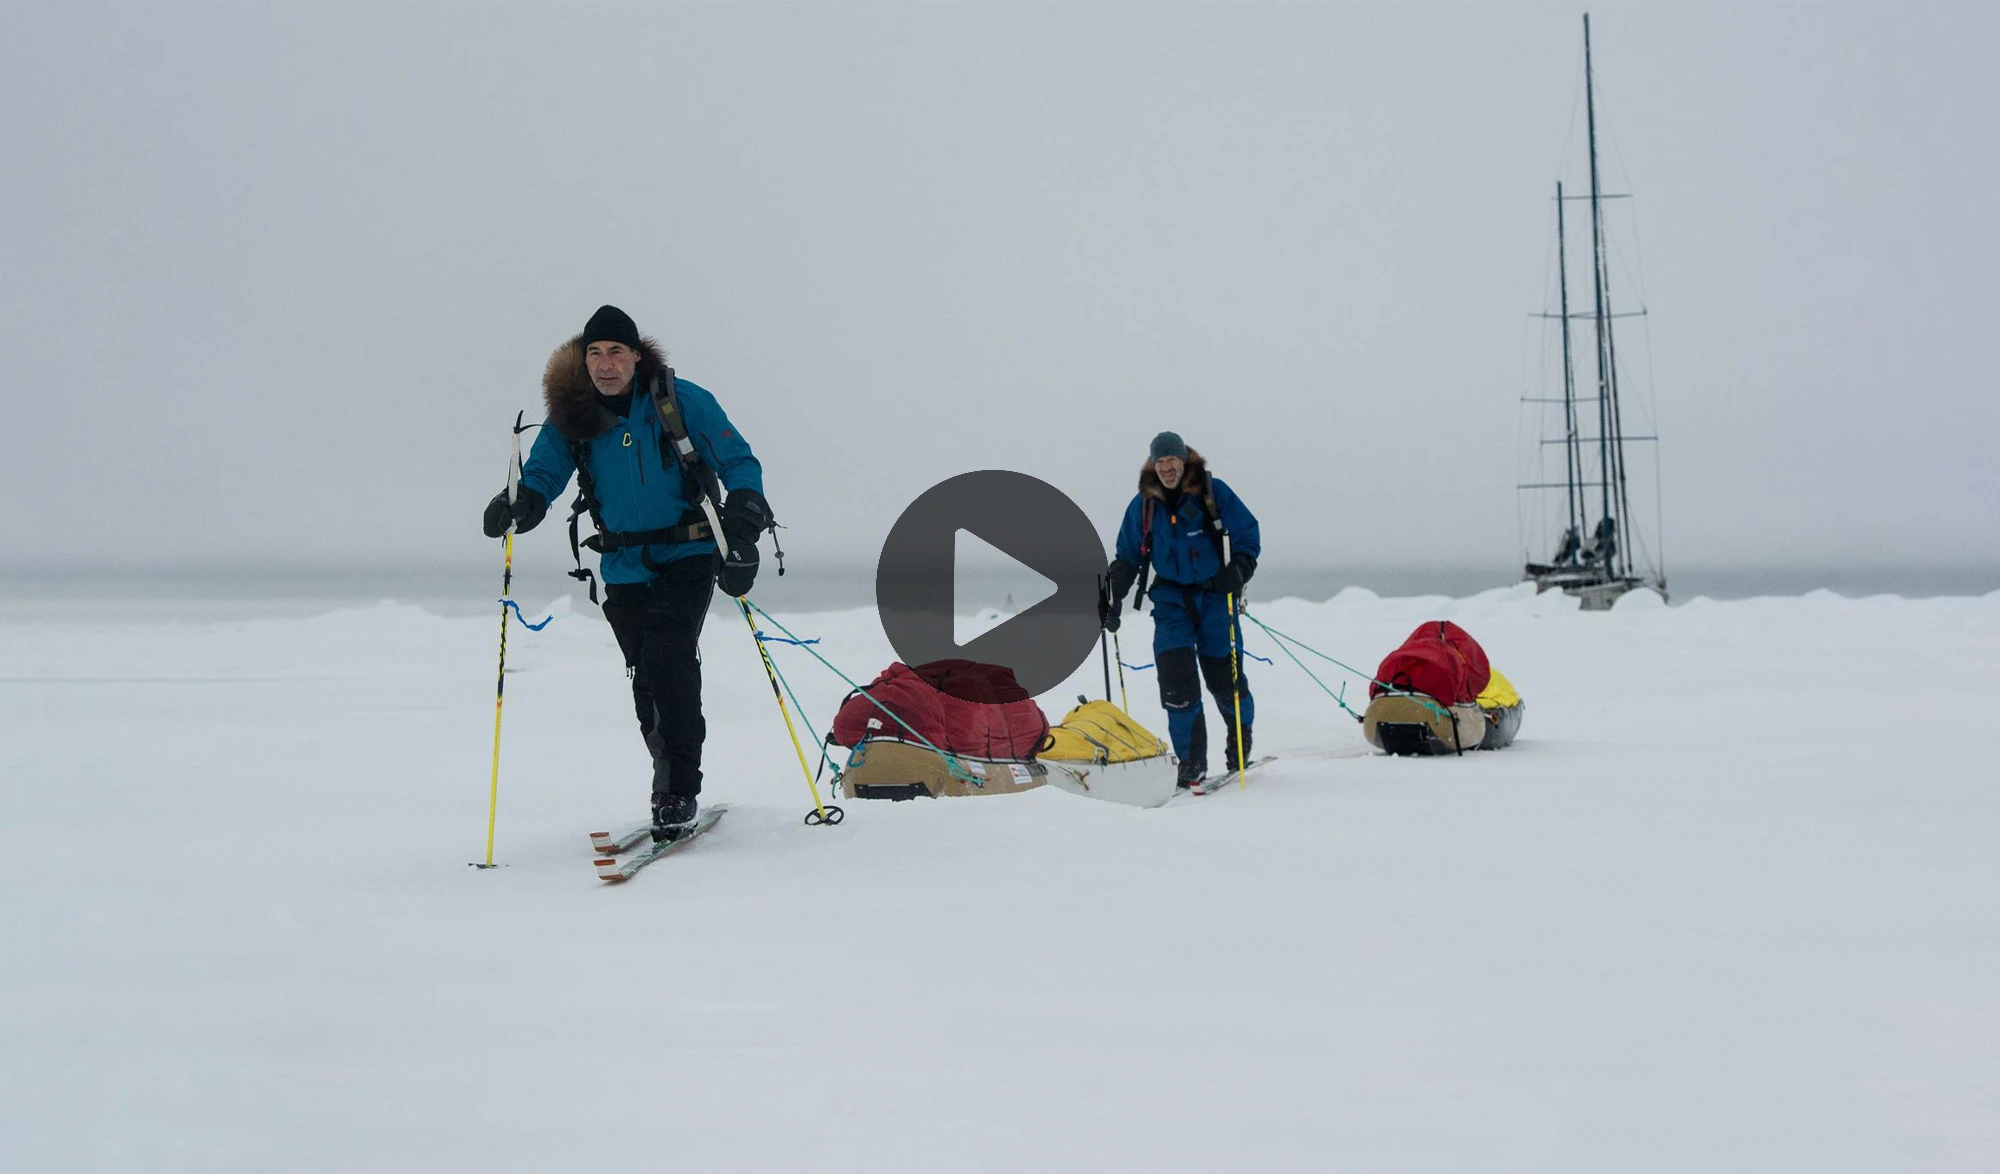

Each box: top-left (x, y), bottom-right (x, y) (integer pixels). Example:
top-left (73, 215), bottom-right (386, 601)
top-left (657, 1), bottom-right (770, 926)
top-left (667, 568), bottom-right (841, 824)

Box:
top-left (1148, 431), bottom-right (1188, 462)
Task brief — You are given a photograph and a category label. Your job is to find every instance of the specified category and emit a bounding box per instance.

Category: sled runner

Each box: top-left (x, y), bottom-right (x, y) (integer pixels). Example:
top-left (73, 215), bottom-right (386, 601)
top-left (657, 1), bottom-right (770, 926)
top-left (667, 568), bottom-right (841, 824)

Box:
top-left (1040, 699), bottom-right (1178, 809)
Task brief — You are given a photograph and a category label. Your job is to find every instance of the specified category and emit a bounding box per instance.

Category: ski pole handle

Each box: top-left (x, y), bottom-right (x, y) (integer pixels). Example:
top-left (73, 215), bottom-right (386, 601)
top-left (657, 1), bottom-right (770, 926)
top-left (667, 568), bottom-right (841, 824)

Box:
top-left (506, 411), bottom-right (525, 507)
top-left (695, 494), bottom-right (731, 562)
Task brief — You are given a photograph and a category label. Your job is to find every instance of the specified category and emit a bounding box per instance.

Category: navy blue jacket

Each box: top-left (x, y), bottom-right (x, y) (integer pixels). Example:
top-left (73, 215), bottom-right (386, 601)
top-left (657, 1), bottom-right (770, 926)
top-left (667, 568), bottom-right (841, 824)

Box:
top-left (1114, 455), bottom-right (1259, 591)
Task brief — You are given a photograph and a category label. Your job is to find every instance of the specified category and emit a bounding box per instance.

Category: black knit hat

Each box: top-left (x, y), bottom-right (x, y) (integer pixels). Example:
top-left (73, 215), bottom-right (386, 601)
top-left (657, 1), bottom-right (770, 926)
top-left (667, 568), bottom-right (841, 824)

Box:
top-left (582, 304), bottom-right (642, 350)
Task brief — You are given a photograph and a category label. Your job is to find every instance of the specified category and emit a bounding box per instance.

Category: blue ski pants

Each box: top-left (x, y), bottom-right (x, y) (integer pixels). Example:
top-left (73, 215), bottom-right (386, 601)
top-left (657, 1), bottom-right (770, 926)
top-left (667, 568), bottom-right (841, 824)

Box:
top-left (1149, 584), bottom-right (1253, 764)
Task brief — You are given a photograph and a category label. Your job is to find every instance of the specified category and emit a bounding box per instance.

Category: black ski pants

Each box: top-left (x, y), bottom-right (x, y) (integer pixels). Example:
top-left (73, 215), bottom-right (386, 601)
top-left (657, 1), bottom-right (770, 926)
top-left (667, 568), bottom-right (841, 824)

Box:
top-left (601, 555), bottom-right (717, 797)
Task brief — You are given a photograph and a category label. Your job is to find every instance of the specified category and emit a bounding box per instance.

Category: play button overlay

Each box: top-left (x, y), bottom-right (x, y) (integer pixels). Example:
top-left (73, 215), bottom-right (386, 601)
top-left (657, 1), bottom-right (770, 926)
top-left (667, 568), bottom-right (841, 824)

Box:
top-left (953, 529), bottom-right (1056, 644)
top-left (877, 470), bottom-right (1107, 696)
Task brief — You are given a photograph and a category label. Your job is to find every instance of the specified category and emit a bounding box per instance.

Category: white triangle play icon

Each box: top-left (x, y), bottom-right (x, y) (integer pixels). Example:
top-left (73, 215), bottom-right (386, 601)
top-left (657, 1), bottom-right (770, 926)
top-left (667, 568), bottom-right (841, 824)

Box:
top-left (954, 527), bottom-right (1056, 646)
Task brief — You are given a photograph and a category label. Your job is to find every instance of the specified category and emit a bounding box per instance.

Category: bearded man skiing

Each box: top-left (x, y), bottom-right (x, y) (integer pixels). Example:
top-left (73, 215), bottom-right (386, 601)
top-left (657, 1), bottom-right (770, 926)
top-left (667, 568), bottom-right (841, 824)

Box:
top-left (480, 305), bottom-right (771, 838)
top-left (1102, 432), bottom-right (1260, 788)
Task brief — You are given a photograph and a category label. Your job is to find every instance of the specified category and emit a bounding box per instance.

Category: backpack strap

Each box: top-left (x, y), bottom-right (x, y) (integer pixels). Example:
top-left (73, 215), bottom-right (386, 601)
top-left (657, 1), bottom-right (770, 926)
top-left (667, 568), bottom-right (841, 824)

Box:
top-left (652, 365), bottom-right (786, 575)
top-left (648, 367), bottom-right (723, 511)
top-left (1200, 483), bottom-right (1230, 564)
top-left (1130, 483), bottom-right (1230, 607)
top-left (565, 438), bottom-right (607, 604)
top-left (1132, 498), bottom-right (1155, 613)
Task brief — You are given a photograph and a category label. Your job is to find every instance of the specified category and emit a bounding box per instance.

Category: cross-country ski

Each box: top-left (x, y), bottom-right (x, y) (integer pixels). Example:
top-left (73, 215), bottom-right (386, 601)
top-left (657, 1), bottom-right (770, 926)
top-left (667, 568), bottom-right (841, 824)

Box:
top-left (592, 805), bottom-right (728, 882)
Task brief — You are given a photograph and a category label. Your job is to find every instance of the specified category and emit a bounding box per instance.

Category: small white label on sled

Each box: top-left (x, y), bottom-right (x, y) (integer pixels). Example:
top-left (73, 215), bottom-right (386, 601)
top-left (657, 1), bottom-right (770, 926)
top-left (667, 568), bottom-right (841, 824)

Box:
top-left (1009, 764), bottom-right (1032, 782)
top-left (867, 718), bottom-right (882, 730)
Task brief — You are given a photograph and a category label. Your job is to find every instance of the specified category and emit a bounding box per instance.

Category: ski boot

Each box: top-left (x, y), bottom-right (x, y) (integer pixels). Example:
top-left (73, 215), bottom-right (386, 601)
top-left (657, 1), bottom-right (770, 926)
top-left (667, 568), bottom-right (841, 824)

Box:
top-left (650, 759), bottom-right (700, 842)
top-left (651, 792), bottom-right (698, 842)
top-left (1175, 720), bottom-right (1208, 789)
top-left (1175, 754), bottom-right (1208, 790)
top-left (1223, 723), bottom-right (1253, 773)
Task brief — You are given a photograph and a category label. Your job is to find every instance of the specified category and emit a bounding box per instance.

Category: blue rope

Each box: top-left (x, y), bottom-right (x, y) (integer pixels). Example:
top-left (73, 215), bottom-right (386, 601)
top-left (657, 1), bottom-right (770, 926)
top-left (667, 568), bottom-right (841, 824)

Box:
top-left (1117, 643), bottom-right (1270, 673)
top-left (498, 599), bottom-right (553, 631)
top-left (1120, 652), bottom-right (1271, 671)
top-left (754, 630), bottom-right (821, 647)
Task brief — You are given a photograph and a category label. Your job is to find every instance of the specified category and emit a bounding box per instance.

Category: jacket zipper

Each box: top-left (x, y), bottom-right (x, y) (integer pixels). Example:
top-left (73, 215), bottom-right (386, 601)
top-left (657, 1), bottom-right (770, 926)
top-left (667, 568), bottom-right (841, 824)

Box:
top-left (632, 398), bottom-right (647, 486)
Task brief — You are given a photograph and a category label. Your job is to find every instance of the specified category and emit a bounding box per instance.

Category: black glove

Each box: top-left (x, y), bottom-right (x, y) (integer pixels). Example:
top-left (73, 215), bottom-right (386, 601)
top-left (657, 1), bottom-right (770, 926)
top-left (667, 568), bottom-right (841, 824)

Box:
top-left (720, 487), bottom-right (773, 549)
top-left (1202, 553), bottom-right (1256, 597)
top-left (717, 543), bottom-right (758, 598)
top-left (1105, 558), bottom-right (1139, 604)
top-left (1097, 574), bottom-right (1123, 632)
top-left (481, 486), bottom-right (548, 538)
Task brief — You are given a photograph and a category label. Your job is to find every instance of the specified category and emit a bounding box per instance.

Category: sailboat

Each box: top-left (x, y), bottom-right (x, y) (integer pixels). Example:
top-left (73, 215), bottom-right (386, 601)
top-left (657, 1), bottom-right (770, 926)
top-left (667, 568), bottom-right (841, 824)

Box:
top-left (1520, 14), bottom-right (1667, 610)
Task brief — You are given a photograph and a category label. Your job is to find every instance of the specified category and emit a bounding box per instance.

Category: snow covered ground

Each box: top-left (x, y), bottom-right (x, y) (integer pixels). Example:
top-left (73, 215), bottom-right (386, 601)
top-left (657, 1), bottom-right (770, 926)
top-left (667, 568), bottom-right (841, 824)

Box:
top-left (4, 584), bottom-right (1997, 1172)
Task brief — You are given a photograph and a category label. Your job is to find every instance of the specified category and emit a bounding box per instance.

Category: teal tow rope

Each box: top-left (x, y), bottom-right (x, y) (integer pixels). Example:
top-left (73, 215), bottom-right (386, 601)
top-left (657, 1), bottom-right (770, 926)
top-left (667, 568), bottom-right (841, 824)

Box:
top-left (746, 601), bottom-right (985, 786)
top-left (1238, 614), bottom-right (1362, 721)
top-left (1239, 613), bottom-right (1455, 723)
top-left (753, 631), bottom-right (837, 783)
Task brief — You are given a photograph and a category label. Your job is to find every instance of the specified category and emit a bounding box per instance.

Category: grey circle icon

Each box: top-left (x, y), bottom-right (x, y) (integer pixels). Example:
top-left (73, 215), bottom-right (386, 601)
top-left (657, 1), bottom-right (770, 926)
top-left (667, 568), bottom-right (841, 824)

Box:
top-left (876, 470), bottom-right (1107, 697)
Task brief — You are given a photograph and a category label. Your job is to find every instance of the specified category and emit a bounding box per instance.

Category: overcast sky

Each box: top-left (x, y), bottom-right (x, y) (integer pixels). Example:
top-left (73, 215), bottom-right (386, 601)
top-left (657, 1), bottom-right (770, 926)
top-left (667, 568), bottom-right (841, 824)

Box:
top-left (5, 2), bottom-right (1995, 585)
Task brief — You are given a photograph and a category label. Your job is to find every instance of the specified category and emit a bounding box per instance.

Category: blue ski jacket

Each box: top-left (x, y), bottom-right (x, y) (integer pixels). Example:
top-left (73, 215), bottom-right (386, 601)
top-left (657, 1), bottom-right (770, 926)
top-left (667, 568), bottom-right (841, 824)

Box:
top-left (522, 338), bottom-right (763, 586)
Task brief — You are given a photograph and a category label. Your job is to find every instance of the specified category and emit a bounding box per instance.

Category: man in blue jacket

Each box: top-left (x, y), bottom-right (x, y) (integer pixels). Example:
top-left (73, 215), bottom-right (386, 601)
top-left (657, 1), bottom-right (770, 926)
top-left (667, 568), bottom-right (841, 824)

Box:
top-left (1102, 432), bottom-right (1260, 787)
top-left (481, 305), bottom-right (770, 835)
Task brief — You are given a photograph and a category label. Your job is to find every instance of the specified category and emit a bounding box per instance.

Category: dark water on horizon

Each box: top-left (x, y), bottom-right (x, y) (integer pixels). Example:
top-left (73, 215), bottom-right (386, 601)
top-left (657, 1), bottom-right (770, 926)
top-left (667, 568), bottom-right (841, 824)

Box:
top-left (3, 563), bottom-right (1995, 622)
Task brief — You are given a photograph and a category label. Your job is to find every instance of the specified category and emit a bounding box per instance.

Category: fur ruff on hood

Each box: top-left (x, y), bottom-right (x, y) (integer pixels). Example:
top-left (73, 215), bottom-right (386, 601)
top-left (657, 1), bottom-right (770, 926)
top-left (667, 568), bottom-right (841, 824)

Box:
top-left (542, 334), bottom-right (669, 443)
top-left (1138, 448), bottom-right (1210, 503)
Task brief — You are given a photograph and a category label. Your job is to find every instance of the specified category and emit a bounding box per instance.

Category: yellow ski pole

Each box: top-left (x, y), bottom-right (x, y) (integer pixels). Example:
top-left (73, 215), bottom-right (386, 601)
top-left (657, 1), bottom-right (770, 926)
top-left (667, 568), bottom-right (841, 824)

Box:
top-left (474, 413), bottom-right (527, 869)
top-left (1219, 528), bottom-right (1248, 789)
top-left (736, 599), bottom-right (843, 826)
top-left (478, 531), bottom-right (514, 867)
top-left (1228, 590), bottom-right (1247, 789)
top-left (1114, 632), bottom-right (1128, 713)
top-left (689, 478), bottom-right (842, 826)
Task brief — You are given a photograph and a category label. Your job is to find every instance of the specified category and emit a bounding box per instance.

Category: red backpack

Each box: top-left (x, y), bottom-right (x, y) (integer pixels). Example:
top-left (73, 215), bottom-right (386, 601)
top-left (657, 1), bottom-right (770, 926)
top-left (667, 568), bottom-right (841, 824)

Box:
top-left (1370, 621), bottom-right (1492, 705)
top-left (831, 661), bottom-right (1050, 759)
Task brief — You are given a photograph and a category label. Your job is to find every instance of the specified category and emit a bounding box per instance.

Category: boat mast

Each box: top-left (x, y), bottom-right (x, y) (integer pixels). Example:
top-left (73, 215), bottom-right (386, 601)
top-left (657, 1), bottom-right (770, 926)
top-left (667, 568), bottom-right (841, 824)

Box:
top-left (1556, 181), bottom-right (1584, 553)
top-left (1583, 12), bottom-right (1633, 580)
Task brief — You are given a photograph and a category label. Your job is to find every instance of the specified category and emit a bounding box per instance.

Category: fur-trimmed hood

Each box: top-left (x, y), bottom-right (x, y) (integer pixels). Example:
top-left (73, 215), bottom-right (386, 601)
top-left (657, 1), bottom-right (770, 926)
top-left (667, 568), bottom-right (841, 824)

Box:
top-left (1137, 448), bottom-right (1210, 503)
top-left (542, 334), bottom-right (669, 442)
